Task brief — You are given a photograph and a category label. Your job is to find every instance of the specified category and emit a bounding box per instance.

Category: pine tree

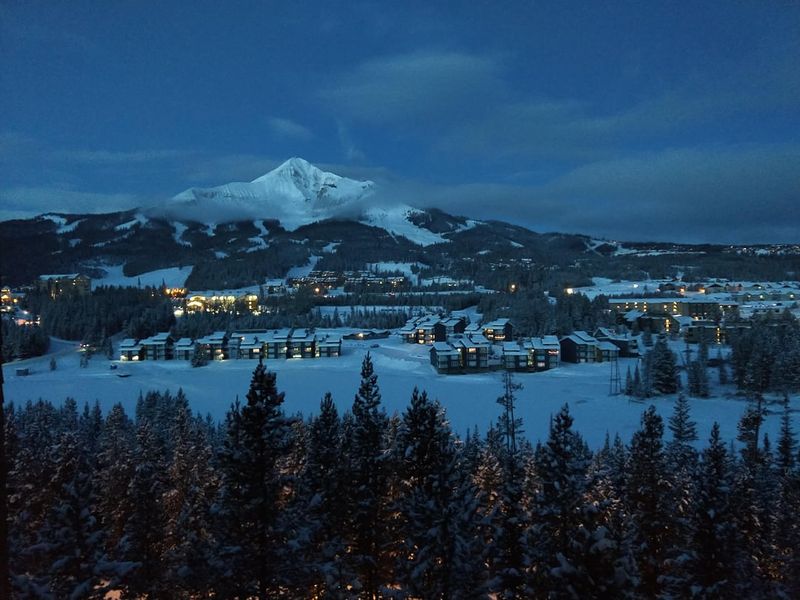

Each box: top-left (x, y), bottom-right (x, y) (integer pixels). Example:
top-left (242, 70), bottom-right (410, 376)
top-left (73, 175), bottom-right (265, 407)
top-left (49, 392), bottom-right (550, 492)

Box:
top-left (163, 394), bottom-right (218, 597)
top-left (290, 393), bottom-right (355, 597)
top-left (650, 338), bottom-right (679, 394)
top-left (684, 423), bottom-right (736, 598)
top-left (773, 394), bottom-right (800, 596)
top-left (624, 366), bottom-right (633, 396)
top-left (486, 372), bottom-right (530, 599)
top-left (394, 388), bottom-right (484, 598)
top-left (347, 352), bottom-right (389, 598)
top-left (215, 360), bottom-right (295, 599)
top-left (531, 404), bottom-right (600, 597)
top-left (626, 405), bottom-right (674, 598)
top-left (95, 404), bottom-right (135, 554)
top-left (36, 431), bottom-right (109, 598)
top-left (116, 421), bottom-right (167, 597)
top-left (717, 348), bottom-right (729, 385)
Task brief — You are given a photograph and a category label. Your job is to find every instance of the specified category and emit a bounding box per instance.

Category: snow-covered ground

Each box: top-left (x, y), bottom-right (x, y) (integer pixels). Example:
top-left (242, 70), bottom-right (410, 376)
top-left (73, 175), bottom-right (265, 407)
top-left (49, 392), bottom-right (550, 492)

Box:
top-left (91, 265), bottom-right (193, 289)
top-left (569, 277), bottom-right (673, 300)
top-left (4, 335), bottom-right (796, 450)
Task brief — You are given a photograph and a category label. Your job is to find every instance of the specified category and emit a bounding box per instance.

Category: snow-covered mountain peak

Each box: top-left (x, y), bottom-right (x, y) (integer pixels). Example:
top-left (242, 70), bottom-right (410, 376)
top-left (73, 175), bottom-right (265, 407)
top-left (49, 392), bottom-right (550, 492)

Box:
top-left (155, 158), bottom-right (445, 246)
top-left (163, 158), bottom-right (374, 229)
top-left (249, 157), bottom-right (374, 206)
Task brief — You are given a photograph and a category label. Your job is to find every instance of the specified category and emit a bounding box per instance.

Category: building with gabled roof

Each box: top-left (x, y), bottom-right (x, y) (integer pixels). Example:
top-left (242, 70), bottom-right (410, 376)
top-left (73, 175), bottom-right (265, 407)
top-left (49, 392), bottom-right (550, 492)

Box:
top-left (140, 332), bottom-right (174, 361)
top-left (482, 318), bottom-right (513, 342)
top-left (174, 338), bottom-right (195, 360)
top-left (559, 331), bottom-right (600, 363)
top-left (119, 338), bottom-right (143, 361)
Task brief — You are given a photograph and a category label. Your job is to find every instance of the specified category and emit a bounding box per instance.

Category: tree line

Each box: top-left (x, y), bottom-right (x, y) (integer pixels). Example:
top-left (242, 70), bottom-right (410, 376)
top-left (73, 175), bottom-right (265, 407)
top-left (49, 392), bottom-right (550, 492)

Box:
top-left (5, 355), bottom-right (799, 598)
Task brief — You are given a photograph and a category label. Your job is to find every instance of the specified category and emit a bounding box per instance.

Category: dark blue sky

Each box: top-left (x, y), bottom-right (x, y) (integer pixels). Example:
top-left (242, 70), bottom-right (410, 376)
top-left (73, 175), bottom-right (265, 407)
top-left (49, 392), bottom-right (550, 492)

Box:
top-left (1, 1), bottom-right (798, 243)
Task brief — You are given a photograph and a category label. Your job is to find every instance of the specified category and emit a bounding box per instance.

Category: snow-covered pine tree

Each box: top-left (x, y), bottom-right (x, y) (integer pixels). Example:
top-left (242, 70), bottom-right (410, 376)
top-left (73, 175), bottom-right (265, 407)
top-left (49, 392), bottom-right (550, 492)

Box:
top-left (486, 371), bottom-right (531, 598)
top-left (626, 405), bottom-right (675, 598)
top-left (289, 392), bottom-right (355, 597)
top-left (650, 338), bottom-right (679, 394)
top-left (394, 388), bottom-right (484, 598)
top-left (95, 403), bottom-right (135, 554)
top-left (8, 400), bottom-right (61, 592)
top-left (162, 392), bottom-right (218, 596)
top-left (683, 422), bottom-right (737, 598)
top-left (624, 366), bottom-right (633, 396)
top-left (773, 395), bottom-right (800, 596)
top-left (530, 404), bottom-right (599, 597)
top-left (35, 430), bottom-right (109, 598)
top-left (214, 360), bottom-right (294, 599)
top-left (115, 421), bottom-right (168, 597)
top-left (347, 352), bottom-right (390, 598)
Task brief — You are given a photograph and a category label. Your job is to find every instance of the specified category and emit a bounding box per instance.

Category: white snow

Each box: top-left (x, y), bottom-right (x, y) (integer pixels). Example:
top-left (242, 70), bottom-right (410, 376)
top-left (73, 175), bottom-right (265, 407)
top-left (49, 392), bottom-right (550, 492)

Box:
top-left (367, 261), bottom-right (425, 284)
top-left (91, 265), bottom-right (193, 289)
top-left (171, 222), bottom-right (192, 247)
top-left (245, 237), bottom-right (269, 253)
top-left (286, 256), bottom-right (321, 279)
top-left (162, 157), bottom-right (375, 231)
top-left (69, 239), bottom-right (81, 247)
top-left (214, 251), bottom-right (229, 259)
top-left (114, 213), bottom-right (147, 231)
top-left (322, 242), bottom-right (340, 253)
top-left (4, 334), bottom-right (797, 450)
top-left (254, 219), bottom-right (270, 236)
top-left (361, 205), bottom-right (447, 246)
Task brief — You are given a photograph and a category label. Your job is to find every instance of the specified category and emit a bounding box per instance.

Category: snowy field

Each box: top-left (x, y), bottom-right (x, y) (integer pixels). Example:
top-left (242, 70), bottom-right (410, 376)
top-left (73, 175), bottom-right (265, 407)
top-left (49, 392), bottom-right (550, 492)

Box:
top-left (4, 336), bottom-right (796, 449)
top-left (92, 265), bottom-right (193, 289)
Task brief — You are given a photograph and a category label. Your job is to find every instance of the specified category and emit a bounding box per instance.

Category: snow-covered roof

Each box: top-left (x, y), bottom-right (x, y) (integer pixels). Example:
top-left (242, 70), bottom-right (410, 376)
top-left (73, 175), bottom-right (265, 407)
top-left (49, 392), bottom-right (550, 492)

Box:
top-left (142, 332), bottom-right (172, 345)
top-left (597, 341), bottom-right (620, 352)
top-left (483, 318), bottom-right (510, 329)
top-left (39, 273), bottom-right (80, 280)
top-left (432, 341), bottom-right (459, 355)
top-left (175, 338), bottom-right (194, 348)
top-left (318, 336), bottom-right (342, 348)
top-left (562, 334), bottom-right (599, 347)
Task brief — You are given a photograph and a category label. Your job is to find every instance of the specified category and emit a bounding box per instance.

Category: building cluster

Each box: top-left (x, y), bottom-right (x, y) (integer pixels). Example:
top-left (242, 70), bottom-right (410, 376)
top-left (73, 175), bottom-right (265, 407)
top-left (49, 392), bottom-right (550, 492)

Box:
top-left (399, 314), bottom-right (559, 375)
top-left (119, 329), bottom-right (342, 362)
top-left (289, 270), bottom-right (409, 295)
top-left (608, 282), bottom-right (800, 344)
top-left (36, 274), bottom-right (91, 298)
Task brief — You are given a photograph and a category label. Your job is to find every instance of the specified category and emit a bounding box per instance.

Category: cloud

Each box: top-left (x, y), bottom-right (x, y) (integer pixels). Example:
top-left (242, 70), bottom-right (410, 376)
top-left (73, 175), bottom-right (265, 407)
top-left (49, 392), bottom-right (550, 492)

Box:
top-left (534, 144), bottom-right (800, 243)
top-left (50, 148), bottom-right (188, 165)
top-left (266, 117), bottom-right (314, 141)
top-left (321, 51), bottom-right (507, 128)
top-left (336, 121), bottom-right (366, 162)
top-left (0, 186), bottom-right (141, 221)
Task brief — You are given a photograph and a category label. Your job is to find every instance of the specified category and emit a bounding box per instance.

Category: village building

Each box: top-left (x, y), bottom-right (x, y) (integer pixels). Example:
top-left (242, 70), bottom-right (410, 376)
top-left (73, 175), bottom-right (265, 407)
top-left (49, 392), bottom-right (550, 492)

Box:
top-left (195, 331), bottom-right (229, 360)
top-left (449, 334), bottom-right (492, 370)
top-left (263, 329), bottom-right (291, 359)
top-left (37, 274), bottom-right (91, 298)
top-left (596, 340), bottom-right (621, 362)
top-left (173, 338), bottom-right (195, 360)
top-left (287, 328), bottom-right (317, 358)
top-left (526, 335), bottom-right (561, 370)
top-left (399, 315), bottom-right (447, 344)
top-left (140, 332), bottom-right (174, 361)
top-left (430, 341), bottom-right (464, 373)
top-left (559, 331), bottom-right (600, 363)
top-left (119, 338), bottom-right (143, 361)
top-left (232, 332), bottom-right (267, 359)
top-left (317, 335), bottom-right (343, 357)
top-left (482, 318), bottom-right (513, 342)
top-left (593, 327), bottom-right (640, 357)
